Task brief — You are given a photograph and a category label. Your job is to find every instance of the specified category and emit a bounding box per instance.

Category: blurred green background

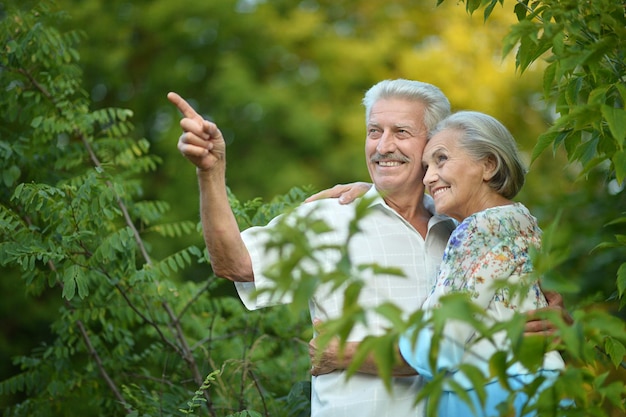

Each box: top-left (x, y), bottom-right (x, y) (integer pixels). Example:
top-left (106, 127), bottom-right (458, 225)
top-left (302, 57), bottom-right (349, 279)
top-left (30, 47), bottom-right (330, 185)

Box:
top-left (2, 0), bottom-right (624, 408)
top-left (43, 0), bottom-right (621, 303)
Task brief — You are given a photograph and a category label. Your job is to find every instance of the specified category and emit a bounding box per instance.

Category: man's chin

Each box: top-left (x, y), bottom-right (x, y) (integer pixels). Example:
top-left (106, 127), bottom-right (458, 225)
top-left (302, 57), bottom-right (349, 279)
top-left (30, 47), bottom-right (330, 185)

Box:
top-left (374, 181), bottom-right (422, 195)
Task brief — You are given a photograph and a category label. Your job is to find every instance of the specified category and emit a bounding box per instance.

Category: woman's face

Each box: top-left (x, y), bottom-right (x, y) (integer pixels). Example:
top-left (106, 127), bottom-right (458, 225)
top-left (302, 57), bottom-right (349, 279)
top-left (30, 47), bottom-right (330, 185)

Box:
top-left (421, 128), bottom-right (496, 221)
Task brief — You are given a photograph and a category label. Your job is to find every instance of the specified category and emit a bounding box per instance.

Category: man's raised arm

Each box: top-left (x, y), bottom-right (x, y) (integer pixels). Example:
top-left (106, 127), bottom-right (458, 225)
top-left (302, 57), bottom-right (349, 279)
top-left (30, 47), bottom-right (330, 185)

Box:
top-left (167, 92), bottom-right (253, 282)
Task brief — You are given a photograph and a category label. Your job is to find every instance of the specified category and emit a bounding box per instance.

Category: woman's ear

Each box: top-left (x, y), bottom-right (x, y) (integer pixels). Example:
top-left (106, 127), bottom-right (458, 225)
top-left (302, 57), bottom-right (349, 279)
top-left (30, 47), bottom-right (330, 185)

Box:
top-left (482, 155), bottom-right (498, 181)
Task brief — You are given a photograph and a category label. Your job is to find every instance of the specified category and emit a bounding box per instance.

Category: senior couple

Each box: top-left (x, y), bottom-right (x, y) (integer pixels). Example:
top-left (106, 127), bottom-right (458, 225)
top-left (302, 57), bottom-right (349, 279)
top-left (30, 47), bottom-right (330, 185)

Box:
top-left (168, 79), bottom-right (567, 417)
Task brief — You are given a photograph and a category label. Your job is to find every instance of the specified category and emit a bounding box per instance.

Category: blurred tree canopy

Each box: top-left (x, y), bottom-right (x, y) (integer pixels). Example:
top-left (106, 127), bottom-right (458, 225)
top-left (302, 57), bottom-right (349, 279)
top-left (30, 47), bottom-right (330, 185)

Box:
top-left (36, 0), bottom-right (624, 322)
top-left (1, 0), bottom-right (624, 415)
top-left (47, 0), bottom-right (572, 278)
top-left (50, 0), bottom-right (546, 199)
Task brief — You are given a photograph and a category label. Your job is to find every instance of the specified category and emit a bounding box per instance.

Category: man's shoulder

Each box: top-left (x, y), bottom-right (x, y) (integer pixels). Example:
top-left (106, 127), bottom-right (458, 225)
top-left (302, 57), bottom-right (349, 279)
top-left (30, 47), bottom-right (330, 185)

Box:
top-left (296, 197), bottom-right (355, 216)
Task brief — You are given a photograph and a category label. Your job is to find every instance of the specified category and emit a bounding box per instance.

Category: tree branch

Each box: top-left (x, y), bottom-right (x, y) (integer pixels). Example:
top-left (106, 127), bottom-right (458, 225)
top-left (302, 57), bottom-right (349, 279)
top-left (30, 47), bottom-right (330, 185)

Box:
top-left (43, 256), bottom-right (131, 415)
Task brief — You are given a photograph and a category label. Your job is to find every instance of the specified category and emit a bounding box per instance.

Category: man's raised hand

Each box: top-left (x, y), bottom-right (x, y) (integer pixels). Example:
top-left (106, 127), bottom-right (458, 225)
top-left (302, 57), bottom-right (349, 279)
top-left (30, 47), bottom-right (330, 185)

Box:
top-left (167, 92), bottom-right (226, 172)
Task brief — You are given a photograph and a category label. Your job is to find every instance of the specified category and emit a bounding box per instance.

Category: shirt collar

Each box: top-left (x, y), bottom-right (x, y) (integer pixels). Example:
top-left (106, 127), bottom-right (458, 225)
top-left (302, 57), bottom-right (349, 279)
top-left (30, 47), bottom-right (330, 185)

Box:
top-left (364, 186), bottom-right (456, 228)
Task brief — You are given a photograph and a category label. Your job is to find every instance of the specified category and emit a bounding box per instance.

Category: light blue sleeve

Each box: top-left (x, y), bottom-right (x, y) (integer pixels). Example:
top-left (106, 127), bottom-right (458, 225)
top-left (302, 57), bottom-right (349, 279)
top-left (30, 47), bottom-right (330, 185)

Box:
top-left (399, 323), bottom-right (469, 380)
top-left (398, 326), bottom-right (435, 379)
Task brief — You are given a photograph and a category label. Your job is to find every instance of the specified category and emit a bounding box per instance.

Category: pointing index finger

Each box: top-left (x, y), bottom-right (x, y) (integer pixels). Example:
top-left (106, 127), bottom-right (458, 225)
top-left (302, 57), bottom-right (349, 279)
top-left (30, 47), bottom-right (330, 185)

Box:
top-left (167, 92), bottom-right (202, 121)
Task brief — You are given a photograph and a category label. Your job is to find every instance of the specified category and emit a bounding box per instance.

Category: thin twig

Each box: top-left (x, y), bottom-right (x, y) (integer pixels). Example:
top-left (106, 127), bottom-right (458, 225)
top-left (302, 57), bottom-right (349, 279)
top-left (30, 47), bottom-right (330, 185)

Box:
top-left (75, 317), bottom-right (132, 413)
top-left (79, 134), bottom-right (152, 265)
top-left (162, 302), bottom-right (216, 417)
top-left (177, 278), bottom-right (213, 322)
top-left (112, 281), bottom-right (183, 356)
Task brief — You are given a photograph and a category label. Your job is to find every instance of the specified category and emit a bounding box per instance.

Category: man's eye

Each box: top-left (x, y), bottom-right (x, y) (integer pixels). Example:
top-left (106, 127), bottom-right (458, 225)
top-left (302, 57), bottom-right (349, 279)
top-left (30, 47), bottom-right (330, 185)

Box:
top-left (397, 129), bottom-right (411, 138)
top-left (368, 129), bottom-right (382, 139)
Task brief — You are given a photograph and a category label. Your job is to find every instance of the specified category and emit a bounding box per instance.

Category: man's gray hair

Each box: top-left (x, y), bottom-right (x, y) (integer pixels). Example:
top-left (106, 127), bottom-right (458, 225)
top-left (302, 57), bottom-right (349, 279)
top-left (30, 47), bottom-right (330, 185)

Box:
top-left (363, 79), bottom-right (451, 131)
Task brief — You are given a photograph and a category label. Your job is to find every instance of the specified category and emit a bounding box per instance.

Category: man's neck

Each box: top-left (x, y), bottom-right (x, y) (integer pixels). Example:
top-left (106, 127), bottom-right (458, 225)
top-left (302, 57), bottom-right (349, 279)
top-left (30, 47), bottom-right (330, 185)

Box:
top-left (382, 192), bottom-right (431, 238)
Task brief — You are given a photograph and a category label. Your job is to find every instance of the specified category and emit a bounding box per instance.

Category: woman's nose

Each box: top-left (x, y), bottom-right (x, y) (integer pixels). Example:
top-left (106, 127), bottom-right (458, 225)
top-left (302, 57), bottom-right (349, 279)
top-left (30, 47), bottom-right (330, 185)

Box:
top-left (423, 166), bottom-right (436, 185)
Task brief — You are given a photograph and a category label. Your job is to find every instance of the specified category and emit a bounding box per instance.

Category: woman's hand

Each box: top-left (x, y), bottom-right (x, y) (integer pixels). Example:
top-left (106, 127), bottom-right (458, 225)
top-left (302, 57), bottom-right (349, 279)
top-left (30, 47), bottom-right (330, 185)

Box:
top-left (524, 290), bottom-right (572, 336)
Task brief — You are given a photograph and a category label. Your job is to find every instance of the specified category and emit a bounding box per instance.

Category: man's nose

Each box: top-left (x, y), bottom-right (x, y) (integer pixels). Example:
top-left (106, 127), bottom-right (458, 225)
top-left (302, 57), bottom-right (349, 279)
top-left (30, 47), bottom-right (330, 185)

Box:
top-left (376, 131), bottom-right (395, 154)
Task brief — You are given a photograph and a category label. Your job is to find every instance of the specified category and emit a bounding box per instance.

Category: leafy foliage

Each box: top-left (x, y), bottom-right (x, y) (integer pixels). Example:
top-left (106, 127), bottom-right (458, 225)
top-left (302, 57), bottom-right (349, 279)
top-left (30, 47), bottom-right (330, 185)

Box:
top-left (496, 0), bottom-right (626, 309)
top-left (1, 0), bottom-right (625, 416)
top-left (0, 2), bottom-right (310, 416)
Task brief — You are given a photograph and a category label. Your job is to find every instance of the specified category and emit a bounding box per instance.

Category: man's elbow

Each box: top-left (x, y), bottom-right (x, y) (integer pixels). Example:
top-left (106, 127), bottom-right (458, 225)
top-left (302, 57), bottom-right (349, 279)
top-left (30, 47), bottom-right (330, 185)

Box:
top-left (211, 263), bottom-right (254, 283)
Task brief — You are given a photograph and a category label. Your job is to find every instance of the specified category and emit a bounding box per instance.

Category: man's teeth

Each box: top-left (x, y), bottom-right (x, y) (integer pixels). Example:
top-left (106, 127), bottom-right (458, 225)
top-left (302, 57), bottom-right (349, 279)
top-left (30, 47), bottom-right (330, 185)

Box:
top-left (433, 187), bottom-right (449, 196)
top-left (379, 161), bottom-right (402, 167)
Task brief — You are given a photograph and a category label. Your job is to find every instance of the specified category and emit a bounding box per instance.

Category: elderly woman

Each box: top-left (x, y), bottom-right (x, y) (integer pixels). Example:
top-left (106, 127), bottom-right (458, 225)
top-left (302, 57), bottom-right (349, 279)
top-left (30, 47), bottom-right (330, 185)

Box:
top-left (399, 111), bottom-right (565, 416)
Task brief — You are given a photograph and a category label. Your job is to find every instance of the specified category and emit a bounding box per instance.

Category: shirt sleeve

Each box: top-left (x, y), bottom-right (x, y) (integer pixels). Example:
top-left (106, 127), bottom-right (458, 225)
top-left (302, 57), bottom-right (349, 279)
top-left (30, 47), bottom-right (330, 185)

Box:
top-left (235, 214), bottom-right (295, 310)
top-left (236, 200), bottom-right (339, 310)
top-left (400, 214), bottom-right (520, 378)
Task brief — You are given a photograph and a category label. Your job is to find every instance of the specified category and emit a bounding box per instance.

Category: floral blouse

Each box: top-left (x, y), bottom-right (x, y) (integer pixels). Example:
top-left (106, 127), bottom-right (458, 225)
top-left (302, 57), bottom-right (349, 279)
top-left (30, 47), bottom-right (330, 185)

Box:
top-left (399, 203), bottom-right (565, 388)
top-left (423, 202), bottom-right (544, 311)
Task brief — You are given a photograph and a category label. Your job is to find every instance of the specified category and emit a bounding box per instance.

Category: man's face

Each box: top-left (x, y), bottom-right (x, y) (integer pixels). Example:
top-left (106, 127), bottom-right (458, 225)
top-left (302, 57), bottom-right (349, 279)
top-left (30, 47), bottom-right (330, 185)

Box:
top-left (365, 98), bottom-right (429, 198)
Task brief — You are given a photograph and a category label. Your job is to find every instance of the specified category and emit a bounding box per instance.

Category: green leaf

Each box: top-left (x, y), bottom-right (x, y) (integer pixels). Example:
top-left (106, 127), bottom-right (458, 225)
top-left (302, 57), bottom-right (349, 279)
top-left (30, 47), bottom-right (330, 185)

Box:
top-left (31, 116), bottom-right (43, 128)
top-left (488, 351), bottom-right (510, 390)
top-left (446, 377), bottom-right (478, 412)
top-left (465, 0), bottom-right (482, 15)
top-left (602, 105), bottom-right (626, 148)
top-left (432, 292), bottom-right (483, 324)
top-left (617, 263), bottom-right (626, 300)
top-left (516, 335), bottom-right (548, 372)
top-left (483, 0), bottom-right (498, 21)
top-left (76, 271), bottom-right (89, 299)
top-left (457, 364), bottom-right (488, 409)
top-left (531, 130), bottom-right (568, 163)
top-left (373, 301), bottom-right (405, 329)
top-left (513, 0), bottom-right (529, 21)
top-left (555, 368), bottom-right (590, 408)
top-left (542, 61), bottom-right (557, 98)
top-left (2, 165), bottom-right (21, 187)
top-left (572, 135), bottom-right (598, 167)
top-left (62, 265), bottom-right (78, 301)
top-left (612, 150), bottom-right (626, 184)
top-left (371, 334), bottom-right (398, 389)
top-left (604, 337), bottom-right (626, 369)
top-left (604, 216), bottom-right (626, 226)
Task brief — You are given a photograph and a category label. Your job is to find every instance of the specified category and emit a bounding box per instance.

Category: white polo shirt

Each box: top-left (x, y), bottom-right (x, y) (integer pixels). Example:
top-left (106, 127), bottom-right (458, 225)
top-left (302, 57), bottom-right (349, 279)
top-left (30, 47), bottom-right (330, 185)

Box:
top-left (236, 187), bottom-right (455, 417)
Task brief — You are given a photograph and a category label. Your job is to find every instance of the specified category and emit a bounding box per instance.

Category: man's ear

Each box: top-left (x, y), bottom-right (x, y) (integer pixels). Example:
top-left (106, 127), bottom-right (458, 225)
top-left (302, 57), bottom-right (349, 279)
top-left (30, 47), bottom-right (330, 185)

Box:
top-left (482, 155), bottom-right (498, 181)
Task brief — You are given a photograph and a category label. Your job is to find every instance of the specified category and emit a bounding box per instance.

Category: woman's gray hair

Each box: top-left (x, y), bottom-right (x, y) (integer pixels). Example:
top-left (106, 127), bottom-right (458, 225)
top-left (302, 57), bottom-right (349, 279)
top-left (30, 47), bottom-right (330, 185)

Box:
top-left (429, 111), bottom-right (527, 199)
top-left (363, 79), bottom-right (451, 131)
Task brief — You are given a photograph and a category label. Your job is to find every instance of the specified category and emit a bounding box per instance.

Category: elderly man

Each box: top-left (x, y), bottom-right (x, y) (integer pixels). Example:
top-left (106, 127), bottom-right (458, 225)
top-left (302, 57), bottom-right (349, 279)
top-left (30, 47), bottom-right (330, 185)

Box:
top-left (168, 79), bottom-right (562, 417)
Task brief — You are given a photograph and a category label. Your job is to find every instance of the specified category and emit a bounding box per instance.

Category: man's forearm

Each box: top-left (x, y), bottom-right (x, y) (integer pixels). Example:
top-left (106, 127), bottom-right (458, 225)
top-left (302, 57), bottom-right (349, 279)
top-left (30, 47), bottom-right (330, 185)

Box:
top-left (197, 168), bottom-right (253, 282)
top-left (312, 340), bottom-right (418, 377)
